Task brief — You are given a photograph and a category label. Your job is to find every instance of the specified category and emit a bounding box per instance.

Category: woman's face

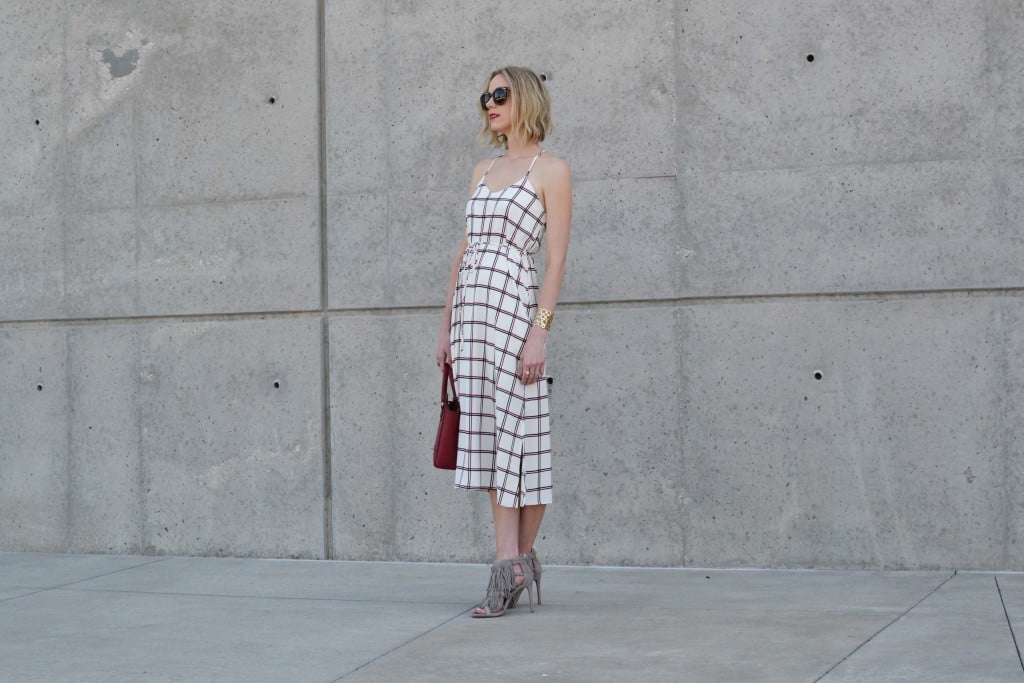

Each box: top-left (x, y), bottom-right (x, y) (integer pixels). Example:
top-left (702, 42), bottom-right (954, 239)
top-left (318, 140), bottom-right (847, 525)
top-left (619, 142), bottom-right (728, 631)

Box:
top-left (484, 73), bottom-right (512, 136)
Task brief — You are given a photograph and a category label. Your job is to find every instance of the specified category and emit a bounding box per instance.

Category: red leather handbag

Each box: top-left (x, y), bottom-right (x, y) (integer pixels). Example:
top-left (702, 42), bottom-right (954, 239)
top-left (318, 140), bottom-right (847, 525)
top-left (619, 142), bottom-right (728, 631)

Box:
top-left (433, 363), bottom-right (460, 470)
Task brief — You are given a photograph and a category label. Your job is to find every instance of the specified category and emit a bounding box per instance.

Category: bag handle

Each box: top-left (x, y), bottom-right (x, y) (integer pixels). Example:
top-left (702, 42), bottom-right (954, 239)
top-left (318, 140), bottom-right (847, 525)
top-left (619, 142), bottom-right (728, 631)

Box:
top-left (441, 362), bottom-right (458, 405)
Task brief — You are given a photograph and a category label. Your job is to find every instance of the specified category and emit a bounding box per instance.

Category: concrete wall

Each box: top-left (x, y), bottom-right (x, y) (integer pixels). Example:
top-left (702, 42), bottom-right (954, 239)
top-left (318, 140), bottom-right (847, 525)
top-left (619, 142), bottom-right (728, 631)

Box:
top-left (1, 1), bottom-right (1021, 569)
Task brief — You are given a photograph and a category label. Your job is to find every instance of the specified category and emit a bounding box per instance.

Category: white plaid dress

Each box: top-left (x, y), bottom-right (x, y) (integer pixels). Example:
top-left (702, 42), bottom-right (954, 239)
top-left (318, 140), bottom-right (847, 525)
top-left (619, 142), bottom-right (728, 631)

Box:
top-left (450, 152), bottom-right (553, 508)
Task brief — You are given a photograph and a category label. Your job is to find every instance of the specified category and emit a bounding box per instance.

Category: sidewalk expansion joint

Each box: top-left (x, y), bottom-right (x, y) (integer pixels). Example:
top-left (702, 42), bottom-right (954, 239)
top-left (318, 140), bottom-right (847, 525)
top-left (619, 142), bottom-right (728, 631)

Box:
top-left (53, 586), bottom-right (471, 606)
top-left (0, 556), bottom-right (170, 605)
top-left (812, 569), bottom-right (957, 682)
top-left (994, 575), bottom-right (1024, 672)
top-left (329, 606), bottom-right (473, 681)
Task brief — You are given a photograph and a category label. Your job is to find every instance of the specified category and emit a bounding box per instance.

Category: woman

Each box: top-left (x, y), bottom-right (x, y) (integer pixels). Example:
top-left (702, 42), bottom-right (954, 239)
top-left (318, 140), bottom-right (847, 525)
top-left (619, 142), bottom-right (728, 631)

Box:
top-left (436, 66), bottom-right (572, 618)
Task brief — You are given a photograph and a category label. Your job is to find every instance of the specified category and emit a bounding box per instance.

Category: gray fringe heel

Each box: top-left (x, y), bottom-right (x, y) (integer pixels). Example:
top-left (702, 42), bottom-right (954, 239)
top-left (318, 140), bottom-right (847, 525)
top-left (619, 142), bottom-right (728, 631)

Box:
top-left (472, 555), bottom-right (535, 618)
top-left (510, 549), bottom-right (542, 608)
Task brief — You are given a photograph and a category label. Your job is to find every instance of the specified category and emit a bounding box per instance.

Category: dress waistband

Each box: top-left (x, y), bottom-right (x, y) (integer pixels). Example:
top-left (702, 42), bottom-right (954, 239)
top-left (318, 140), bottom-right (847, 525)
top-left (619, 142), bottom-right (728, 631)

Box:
top-left (463, 239), bottom-right (535, 268)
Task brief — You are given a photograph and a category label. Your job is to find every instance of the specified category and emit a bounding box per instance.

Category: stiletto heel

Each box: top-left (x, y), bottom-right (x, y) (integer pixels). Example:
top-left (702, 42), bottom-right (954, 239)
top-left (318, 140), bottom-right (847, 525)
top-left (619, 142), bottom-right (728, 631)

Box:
top-left (472, 555), bottom-right (534, 618)
top-left (531, 549), bottom-right (542, 606)
top-left (510, 549), bottom-right (542, 608)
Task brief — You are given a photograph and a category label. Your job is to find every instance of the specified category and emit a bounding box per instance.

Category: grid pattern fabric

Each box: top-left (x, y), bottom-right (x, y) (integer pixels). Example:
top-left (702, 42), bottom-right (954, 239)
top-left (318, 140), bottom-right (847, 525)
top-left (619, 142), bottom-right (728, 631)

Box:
top-left (449, 152), bottom-right (552, 508)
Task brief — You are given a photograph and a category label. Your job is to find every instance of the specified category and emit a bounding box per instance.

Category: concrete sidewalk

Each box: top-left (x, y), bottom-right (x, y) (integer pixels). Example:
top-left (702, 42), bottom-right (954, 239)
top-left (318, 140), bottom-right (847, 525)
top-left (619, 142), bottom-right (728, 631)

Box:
top-left (1, 553), bottom-right (1022, 682)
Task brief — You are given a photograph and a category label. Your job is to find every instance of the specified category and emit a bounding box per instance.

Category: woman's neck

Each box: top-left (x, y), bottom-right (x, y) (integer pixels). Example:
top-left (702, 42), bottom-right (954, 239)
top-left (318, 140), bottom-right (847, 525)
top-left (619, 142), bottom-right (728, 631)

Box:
top-left (505, 138), bottom-right (542, 159)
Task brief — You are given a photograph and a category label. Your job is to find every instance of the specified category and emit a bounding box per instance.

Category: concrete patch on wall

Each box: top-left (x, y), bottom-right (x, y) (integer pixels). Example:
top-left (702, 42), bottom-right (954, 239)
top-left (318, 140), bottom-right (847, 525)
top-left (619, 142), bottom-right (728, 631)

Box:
top-left (101, 47), bottom-right (140, 79)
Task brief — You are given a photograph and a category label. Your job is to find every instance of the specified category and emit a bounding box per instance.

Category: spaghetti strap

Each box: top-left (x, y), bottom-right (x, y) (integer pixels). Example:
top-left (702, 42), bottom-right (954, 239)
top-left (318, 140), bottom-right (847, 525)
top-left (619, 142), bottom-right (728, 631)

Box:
top-left (479, 157), bottom-right (500, 183)
top-left (525, 150), bottom-right (544, 176)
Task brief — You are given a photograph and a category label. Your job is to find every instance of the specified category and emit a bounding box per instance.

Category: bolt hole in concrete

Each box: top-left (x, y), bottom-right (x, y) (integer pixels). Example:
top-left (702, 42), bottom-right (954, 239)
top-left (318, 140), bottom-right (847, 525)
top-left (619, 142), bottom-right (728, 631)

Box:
top-left (268, 96), bottom-right (276, 104)
top-left (273, 381), bottom-right (281, 389)
top-left (806, 54), bottom-right (815, 62)
top-left (813, 371), bottom-right (823, 380)
top-left (36, 384), bottom-right (43, 391)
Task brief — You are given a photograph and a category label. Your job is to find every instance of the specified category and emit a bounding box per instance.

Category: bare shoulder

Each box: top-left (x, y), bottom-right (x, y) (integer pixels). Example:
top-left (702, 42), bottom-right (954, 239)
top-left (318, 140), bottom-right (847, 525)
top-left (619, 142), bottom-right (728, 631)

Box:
top-left (533, 153), bottom-right (572, 188)
top-left (471, 158), bottom-right (493, 184)
top-left (537, 153), bottom-right (571, 176)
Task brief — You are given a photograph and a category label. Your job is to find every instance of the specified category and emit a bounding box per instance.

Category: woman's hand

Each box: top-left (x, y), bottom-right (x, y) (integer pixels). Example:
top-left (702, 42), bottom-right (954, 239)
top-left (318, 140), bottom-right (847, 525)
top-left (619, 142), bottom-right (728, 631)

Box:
top-left (518, 327), bottom-right (547, 384)
top-left (436, 326), bottom-right (452, 366)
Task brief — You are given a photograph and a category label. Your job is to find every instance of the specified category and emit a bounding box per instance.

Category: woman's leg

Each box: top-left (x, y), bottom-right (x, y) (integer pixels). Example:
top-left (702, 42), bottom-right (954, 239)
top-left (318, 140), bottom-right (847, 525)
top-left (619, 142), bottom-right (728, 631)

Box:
top-left (517, 504), bottom-right (546, 555)
top-left (473, 490), bottom-right (527, 616)
top-left (488, 495), bottom-right (547, 557)
top-left (489, 489), bottom-right (521, 559)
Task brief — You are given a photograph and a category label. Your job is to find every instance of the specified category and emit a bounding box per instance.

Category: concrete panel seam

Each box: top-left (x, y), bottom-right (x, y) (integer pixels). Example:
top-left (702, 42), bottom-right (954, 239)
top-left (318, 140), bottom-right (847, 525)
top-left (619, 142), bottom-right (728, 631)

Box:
top-left (316, 286), bottom-right (1024, 312)
top-left (5, 286), bottom-right (1024, 330)
top-left (58, 9), bottom-right (70, 315)
top-left (134, 328), bottom-right (146, 552)
top-left (994, 576), bottom-right (1024, 672)
top-left (983, 0), bottom-right (998, 161)
top-left (317, 0), bottom-right (334, 562)
top-left (383, 7), bottom-right (395, 306)
top-left (130, 9), bottom-right (145, 549)
top-left (685, 154), bottom-right (1024, 176)
top-left (572, 174), bottom-right (680, 184)
top-left (0, 310), bottom-right (327, 329)
top-left (998, 302), bottom-right (1013, 568)
top-left (812, 571), bottom-right (957, 682)
top-left (324, 175), bottom-right (680, 198)
top-left (138, 192), bottom-right (313, 211)
top-left (62, 329), bottom-right (73, 551)
top-left (132, 69), bottom-right (143, 323)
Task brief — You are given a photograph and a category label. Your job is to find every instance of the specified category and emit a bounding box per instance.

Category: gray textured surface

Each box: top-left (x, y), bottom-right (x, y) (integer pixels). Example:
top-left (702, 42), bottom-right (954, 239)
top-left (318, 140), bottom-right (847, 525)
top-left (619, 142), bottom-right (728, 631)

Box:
top-left (137, 318), bottom-right (323, 558)
top-left (678, 1), bottom-right (992, 170)
top-left (678, 295), bottom-right (1021, 569)
top-left (0, 329), bottom-right (69, 551)
top-left (3, 553), bottom-right (1024, 682)
top-left (1, 1), bottom-right (1023, 569)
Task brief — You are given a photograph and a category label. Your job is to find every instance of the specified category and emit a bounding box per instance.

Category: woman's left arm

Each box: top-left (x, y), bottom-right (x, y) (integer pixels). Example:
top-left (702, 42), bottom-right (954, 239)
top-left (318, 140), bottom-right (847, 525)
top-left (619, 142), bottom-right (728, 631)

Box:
top-left (519, 158), bottom-right (572, 383)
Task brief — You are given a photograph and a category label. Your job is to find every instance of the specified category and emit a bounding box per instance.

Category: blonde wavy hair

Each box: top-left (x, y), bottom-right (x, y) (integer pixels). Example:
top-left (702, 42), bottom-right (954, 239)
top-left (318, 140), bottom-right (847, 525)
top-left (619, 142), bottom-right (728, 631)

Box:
top-left (478, 66), bottom-right (552, 149)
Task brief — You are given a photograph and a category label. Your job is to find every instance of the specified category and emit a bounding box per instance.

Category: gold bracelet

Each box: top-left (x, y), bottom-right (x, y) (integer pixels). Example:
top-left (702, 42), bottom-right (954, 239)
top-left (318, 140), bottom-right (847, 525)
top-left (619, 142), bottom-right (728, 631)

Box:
top-left (532, 308), bottom-right (554, 330)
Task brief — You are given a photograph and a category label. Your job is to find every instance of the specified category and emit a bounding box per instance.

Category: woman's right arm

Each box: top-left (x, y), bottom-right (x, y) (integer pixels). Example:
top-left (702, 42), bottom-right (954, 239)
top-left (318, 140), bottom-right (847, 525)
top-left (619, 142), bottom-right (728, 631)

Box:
top-left (436, 233), bottom-right (468, 365)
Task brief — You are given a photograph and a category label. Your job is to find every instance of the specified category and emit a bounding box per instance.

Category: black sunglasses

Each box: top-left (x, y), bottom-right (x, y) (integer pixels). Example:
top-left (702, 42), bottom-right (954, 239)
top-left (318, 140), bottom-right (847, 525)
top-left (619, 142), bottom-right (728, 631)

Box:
top-left (480, 86), bottom-right (510, 110)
